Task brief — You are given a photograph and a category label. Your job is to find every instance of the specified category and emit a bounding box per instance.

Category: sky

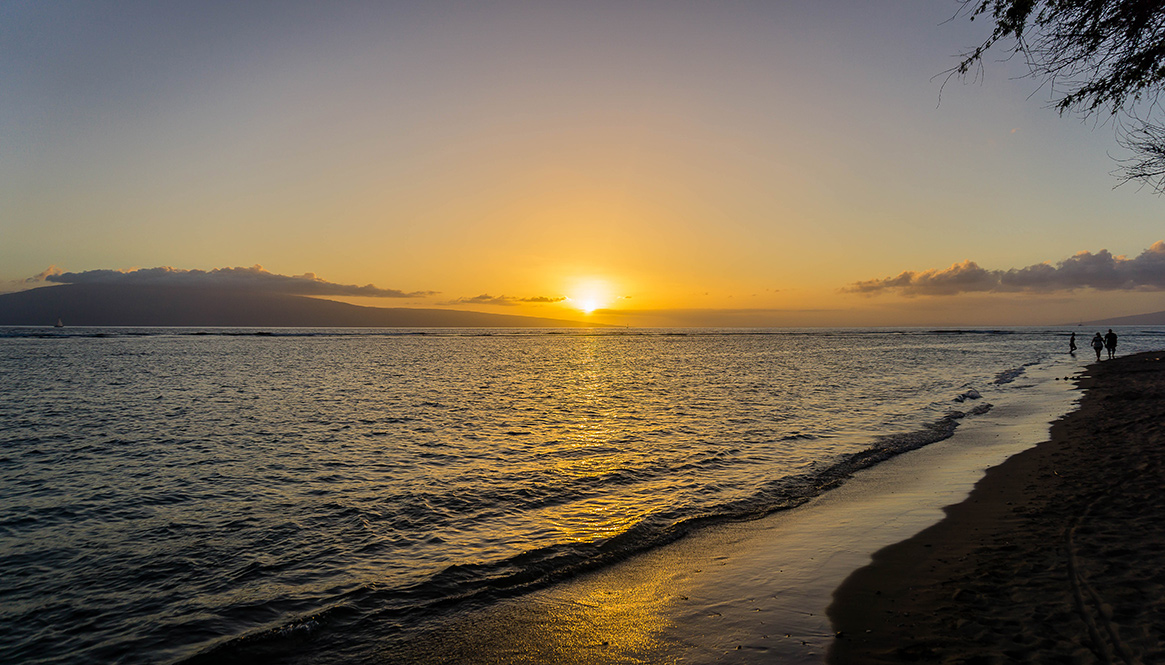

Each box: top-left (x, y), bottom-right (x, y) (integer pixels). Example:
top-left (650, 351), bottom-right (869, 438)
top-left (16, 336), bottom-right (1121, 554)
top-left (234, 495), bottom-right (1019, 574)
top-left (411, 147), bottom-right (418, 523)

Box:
top-left (3, 0), bottom-right (1164, 326)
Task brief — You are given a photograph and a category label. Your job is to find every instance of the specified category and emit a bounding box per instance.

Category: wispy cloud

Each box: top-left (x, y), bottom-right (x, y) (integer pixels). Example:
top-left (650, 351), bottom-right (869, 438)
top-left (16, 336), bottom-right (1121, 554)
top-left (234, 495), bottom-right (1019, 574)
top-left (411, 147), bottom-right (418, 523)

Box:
top-left (847, 241), bottom-right (1165, 296)
top-left (26, 266), bottom-right (65, 284)
top-left (519, 295), bottom-right (569, 304)
top-left (446, 293), bottom-right (568, 307)
top-left (0, 265), bottom-right (66, 293)
top-left (29, 265), bottom-right (437, 298)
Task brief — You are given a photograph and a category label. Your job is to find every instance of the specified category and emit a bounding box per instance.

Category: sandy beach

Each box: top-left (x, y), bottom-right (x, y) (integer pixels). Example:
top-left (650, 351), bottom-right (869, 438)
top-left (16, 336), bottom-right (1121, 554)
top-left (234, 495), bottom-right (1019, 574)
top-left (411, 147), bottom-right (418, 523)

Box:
top-left (829, 351), bottom-right (1165, 663)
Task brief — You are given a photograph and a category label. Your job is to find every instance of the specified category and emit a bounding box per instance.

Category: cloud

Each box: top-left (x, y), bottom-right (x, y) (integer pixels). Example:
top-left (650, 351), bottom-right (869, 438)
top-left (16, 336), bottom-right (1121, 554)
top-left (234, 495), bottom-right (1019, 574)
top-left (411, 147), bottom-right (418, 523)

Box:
top-left (30, 265), bottom-right (437, 298)
top-left (847, 260), bottom-right (998, 296)
top-left (520, 295), bottom-right (569, 304)
top-left (847, 241), bottom-right (1165, 296)
top-left (446, 293), bottom-right (568, 306)
top-left (26, 265), bottom-right (64, 283)
top-left (0, 265), bottom-right (65, 293)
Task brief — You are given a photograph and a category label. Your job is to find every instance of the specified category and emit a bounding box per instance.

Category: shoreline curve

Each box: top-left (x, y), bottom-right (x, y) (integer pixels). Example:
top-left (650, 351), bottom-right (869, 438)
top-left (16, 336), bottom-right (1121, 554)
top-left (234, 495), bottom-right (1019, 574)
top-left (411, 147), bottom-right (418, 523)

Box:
top-left (828, 350), bottom-right (1165, 663)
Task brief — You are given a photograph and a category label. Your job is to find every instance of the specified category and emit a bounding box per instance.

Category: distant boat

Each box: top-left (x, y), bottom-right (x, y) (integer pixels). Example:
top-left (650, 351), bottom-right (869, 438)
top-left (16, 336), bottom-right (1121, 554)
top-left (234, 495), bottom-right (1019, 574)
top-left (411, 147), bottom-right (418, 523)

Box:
top-left (54, 318), bottom-right (63, 328)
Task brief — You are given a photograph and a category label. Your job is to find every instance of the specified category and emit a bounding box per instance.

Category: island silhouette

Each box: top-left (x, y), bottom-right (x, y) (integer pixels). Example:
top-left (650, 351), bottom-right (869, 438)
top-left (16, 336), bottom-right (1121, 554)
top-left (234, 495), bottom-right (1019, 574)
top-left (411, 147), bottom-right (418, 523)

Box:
top-left (0, 284), bottom-right (604, 328)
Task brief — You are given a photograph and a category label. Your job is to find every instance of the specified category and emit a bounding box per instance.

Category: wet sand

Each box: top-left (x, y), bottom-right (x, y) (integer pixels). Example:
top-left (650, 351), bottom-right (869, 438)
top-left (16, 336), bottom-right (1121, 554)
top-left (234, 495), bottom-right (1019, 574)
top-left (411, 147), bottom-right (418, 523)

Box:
top-left (829, 351), bottom-right (1165, 664)
top-left (383, 360), bottom-right (1087, 664)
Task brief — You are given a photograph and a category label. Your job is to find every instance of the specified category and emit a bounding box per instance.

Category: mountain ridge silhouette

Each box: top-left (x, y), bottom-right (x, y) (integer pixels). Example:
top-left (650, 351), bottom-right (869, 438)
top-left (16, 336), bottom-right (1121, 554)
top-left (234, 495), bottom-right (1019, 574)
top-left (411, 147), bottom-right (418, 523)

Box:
top-left (0, 284), bottom-right (603, 328)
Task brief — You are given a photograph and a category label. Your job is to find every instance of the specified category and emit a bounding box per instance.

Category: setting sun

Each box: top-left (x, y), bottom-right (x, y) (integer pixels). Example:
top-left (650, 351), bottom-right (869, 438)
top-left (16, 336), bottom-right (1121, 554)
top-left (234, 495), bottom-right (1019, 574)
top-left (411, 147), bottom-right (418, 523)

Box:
top-left (566, 278), bottom-right (615, 315)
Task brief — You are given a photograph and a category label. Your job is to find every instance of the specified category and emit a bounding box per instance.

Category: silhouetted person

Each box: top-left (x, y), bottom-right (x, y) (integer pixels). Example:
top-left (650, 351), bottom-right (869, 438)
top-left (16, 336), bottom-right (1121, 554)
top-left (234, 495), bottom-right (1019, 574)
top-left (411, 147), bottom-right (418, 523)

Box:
top-left (1069, 332), bottom-right (1077, 354)
top-left (1091, 332), bottom-right (1104, 361)
top-left (1104, 328), bottom-right (1118, 360)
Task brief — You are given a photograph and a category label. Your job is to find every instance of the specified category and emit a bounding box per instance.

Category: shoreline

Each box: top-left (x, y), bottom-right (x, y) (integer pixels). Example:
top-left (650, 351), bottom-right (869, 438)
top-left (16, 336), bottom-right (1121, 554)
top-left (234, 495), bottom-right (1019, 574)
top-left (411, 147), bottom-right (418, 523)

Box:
top-left (828, 351), bottom-right (1165, 663)
top-left (381, 357), bottom-right (1086, 663)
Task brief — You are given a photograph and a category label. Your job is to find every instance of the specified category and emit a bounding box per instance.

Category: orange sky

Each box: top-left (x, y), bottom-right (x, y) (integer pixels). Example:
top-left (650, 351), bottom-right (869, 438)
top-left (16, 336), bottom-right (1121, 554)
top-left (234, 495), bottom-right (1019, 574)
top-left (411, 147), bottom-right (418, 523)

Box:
top-left (3, 2), bottom-right (1164, 326)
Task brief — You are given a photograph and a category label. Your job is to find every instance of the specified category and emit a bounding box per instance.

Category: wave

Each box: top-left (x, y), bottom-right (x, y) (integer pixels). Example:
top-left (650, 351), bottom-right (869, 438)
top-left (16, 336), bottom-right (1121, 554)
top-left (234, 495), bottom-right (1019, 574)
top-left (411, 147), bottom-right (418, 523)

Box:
top-left (993, 361), bottom-right (1039, 385)
top-left (954, 388), bottom-right (982, 402)
top-left (176, 403), bottom-right (995, 665)
top-left (927, 329), bottom-right (1018, 335)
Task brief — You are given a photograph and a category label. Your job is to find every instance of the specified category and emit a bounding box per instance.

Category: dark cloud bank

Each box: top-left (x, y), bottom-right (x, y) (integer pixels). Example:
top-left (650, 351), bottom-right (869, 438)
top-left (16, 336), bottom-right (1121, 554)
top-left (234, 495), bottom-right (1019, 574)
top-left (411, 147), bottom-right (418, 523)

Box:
top-left (31, 265), bottom-right (436, 298)
top-left (28, 267), bottom-right (568, 307)
top-left (447, 294), bottom-right (567, 307)
top-left (848, 241), bottom-right (1165, 296)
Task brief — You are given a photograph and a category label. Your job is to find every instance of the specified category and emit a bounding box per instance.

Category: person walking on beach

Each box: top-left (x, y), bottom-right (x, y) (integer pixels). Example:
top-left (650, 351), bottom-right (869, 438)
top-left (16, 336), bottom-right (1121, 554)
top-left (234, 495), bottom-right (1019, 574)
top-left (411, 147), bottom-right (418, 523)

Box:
top-left (1091, 332), bottom-right (1105, 361)
top-left (1104, 328), bottom-right (1118, 360)
top-left (1069, 332), bottom-right (1077, 354)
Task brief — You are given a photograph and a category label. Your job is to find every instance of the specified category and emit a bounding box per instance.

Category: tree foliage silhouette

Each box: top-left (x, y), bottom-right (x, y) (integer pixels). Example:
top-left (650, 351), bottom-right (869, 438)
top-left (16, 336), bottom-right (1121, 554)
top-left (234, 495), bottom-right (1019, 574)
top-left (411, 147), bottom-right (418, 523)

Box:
top-left (958, 0), bottom-right (1165, 190)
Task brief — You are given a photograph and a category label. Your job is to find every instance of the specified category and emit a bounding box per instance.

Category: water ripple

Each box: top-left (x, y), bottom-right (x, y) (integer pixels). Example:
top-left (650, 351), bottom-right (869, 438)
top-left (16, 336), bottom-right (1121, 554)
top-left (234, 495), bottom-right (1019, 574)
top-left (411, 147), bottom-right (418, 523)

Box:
top-left (2, 325), bottom-right (1155, 663)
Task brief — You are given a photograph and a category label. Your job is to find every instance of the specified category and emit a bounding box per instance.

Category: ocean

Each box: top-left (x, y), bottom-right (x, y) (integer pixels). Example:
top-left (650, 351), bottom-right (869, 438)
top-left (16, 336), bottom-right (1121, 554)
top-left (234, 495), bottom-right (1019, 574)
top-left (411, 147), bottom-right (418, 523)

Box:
top-left (3, 326), bottom-right (1162, 664)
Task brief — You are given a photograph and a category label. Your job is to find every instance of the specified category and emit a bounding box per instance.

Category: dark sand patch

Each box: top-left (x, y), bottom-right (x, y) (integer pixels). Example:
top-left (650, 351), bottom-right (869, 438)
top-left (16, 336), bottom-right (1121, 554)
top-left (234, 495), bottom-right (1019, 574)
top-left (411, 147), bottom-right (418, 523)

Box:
top-left (829, 352), bottom-right (1165, 664)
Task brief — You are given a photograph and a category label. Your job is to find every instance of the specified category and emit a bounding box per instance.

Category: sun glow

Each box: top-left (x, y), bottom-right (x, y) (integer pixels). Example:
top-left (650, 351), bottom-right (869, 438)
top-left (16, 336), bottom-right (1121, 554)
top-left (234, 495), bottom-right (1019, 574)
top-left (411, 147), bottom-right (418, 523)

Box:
top-left (567, 278), bottom-right (615, 315)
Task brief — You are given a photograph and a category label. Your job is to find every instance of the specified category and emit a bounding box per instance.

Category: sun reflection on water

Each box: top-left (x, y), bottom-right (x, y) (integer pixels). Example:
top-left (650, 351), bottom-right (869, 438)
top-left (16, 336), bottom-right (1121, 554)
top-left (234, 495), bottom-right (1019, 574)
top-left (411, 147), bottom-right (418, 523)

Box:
top-left (538, 336), bottom-right (667, 545)
top-left (392, 547), bottom-right (686, 664)
top-left (544, 499), bottom-right (647, 544)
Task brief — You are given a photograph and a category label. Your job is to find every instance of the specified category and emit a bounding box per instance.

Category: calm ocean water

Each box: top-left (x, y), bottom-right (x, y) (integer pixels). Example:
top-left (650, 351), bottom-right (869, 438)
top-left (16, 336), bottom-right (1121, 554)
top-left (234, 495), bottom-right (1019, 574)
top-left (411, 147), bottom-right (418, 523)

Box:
top-left (3, 326), bottom-right (1163, 664)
